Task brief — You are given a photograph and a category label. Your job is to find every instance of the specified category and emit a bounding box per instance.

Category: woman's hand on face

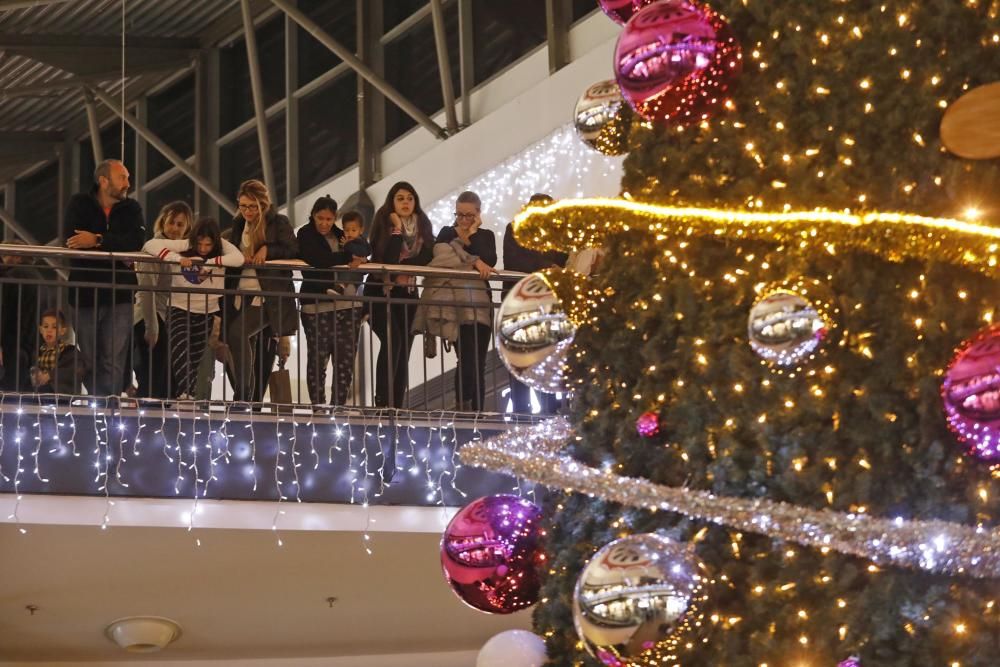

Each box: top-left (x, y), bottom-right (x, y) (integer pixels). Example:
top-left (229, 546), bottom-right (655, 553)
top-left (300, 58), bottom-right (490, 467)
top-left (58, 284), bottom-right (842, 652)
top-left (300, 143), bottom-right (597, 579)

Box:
top-left (252, 246), bottom-right (268, 265)
top-left (472, 213), bottom-right (483, 233)
top-left (389, 212), bottom-right (402, 230)
top-left (473, 258), bottom-right (493, 279)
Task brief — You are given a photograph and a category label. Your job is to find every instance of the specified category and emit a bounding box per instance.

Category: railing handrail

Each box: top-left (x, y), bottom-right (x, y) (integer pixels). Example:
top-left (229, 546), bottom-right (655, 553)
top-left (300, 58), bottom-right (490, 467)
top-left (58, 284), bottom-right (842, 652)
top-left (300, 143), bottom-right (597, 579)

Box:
top-left (0, 242), bottom-right (530, 281)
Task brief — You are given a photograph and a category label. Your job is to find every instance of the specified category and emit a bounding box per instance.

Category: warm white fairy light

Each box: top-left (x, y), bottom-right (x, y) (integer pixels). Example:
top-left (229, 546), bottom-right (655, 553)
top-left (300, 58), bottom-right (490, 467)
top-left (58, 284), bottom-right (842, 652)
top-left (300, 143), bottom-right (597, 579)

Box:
top-left (425, 124), bottom-right (623, 241)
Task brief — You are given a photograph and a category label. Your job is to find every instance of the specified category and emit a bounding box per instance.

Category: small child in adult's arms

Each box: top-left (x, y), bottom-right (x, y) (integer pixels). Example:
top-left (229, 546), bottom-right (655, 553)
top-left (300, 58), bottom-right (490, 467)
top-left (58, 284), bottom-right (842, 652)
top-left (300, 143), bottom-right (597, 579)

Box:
top-left (328, 211), bottom-right (371, 295)
top-left (31, 310), bottom-right (84, 395)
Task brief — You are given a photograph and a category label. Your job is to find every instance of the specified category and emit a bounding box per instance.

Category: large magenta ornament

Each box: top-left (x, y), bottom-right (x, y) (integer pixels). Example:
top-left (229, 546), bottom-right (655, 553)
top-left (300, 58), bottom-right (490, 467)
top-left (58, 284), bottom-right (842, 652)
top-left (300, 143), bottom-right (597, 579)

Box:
top-left (837, 658), bottom-right (861, 667)
top-left (614, 0), bottom-right (742, 125)
top-left (598, 0), bottom-right (654, 25)
top-left (942, 325), bottom-right (1000, 461)
top-left (441, 494), bottom-right (545, 614)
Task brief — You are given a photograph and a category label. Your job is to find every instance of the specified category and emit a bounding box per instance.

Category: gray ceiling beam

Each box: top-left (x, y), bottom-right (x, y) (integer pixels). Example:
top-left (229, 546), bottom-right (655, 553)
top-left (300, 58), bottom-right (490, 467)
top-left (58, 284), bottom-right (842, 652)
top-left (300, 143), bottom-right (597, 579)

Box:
top-left (429, 0), bottom-right (458, 134)
top-left (0, 0), bottom-right (73, 9)
top-left (240, 0), bottom-right (275, 194)
top-left (0, 34), bottom-right (200, 50)
top-left (1, 61), bottom-right (191, 98)
top-left (0, 131), bottom-right (63, 143)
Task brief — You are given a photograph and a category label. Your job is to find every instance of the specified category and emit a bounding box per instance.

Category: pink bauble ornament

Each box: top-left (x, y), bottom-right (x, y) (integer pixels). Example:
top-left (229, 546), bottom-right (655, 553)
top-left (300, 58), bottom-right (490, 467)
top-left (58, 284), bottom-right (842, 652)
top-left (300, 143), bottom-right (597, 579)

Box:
top-left (598, 0), bottom-right (655, 25)
top-left (635, 411), bottom-right (660, 437)
top-left (441, 495), bottom-right (545, 614)
top-left (942, 325), bottom-right (1000, 461)
top-left (614, 0), bottom-right (742, 124)
top-left (837, 658), bottom-right (861, 667)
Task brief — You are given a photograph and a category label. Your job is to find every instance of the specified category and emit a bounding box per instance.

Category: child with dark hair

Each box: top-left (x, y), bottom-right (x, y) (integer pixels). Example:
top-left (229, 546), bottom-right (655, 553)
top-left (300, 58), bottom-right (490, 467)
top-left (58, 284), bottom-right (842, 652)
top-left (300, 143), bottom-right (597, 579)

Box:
top-left (143, 218), bottom-right (244, 399)
top-left (31, 310), bottom-right (84, 395)
top-left (327, 211), bottom-right (372, 296)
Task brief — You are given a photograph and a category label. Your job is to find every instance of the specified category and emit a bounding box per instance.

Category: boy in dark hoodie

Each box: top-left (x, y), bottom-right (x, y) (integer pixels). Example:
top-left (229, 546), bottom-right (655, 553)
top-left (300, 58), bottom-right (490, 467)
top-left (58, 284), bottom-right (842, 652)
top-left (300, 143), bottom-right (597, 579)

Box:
top-left (31, 310), bottom-right (84, 395)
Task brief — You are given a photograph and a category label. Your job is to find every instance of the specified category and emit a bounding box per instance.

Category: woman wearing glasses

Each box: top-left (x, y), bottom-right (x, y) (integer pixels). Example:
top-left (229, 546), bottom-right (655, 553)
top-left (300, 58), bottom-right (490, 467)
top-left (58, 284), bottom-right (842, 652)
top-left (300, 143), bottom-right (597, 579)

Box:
top-left (364, 181), bottom-right (434, 408)
top-left (413, 190), bottom-right (497, 411)
top-left (222, 179), bottom-right (298, 402)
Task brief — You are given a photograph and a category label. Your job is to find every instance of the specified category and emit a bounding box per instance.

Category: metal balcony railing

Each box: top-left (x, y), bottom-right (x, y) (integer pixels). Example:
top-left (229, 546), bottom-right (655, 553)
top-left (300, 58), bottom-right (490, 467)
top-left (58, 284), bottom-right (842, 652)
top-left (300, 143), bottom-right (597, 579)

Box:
top-left (0, 242), bottom-right (556, 507)
top-left (0, 242), bottom-right (543, 416)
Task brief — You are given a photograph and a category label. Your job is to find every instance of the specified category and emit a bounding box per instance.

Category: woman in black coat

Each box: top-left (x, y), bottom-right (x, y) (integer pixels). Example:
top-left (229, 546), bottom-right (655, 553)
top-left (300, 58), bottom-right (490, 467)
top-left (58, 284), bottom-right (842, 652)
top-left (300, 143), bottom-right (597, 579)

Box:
top-left (363, 182), bottom-right (434, 408)
top-left (297, 196), bottom-right (367, 407)
top-left (222, 179), bottom-right (298, 402)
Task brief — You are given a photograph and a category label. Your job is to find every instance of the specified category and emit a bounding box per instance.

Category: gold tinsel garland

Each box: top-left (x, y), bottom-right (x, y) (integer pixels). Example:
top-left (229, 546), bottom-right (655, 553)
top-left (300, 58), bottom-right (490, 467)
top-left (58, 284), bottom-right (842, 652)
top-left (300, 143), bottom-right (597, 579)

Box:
top-left (513, 199), bottom-right (1000, 277)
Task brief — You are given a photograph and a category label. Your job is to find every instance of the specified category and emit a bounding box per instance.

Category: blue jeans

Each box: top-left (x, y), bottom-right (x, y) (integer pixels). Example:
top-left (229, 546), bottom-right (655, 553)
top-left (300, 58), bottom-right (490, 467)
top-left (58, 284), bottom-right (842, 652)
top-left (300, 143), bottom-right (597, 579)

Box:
top-left (74, 302), bottom-right (133, 397)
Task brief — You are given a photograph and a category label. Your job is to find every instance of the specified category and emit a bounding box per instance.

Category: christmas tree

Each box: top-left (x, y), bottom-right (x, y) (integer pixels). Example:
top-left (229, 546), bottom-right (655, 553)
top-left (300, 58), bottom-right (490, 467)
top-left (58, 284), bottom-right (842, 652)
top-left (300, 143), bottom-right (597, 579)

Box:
top-left (466, 1), bottom-right (1000, 665)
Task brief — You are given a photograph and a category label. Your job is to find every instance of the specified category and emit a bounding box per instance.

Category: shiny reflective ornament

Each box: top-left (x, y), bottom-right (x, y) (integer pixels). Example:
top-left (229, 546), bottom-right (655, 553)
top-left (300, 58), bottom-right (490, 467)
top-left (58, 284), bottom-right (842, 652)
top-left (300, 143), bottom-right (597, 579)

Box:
top-left (573, 533), bottom-right (704, 665)
top-left (441, 494), bottom-right (545, 614)
top-left (837, 658), bottom-right (861, 667)
top-left (495, 273), bottom-right (577, 394)
top-left (574, 79), bottom-right (631, 156)
top-left (635, 411), bottom-right (660, 437)
top-left (614, 0), bottom-right (742, 124)
top-left (477, 629), bottom-right (547, 667)
top-left (941, 325), bottom-right (1000, 461)
top-left (598, 0), bottom-right (655, 26)
top-left (748, 284), bottom-right (834, 368)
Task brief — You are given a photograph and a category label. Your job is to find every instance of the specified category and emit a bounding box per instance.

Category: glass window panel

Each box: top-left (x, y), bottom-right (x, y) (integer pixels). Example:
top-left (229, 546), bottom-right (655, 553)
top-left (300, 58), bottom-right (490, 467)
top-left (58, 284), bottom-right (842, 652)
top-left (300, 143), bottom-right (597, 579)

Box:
top-left (219, 17), bottom-right (286, 135)
top-left (219, 112), bottom-right (287, 207)
top-left (383, 5), bottom-right (459, 143)
top-left (297, 0), bottom-right (356, 87)
top-left (299, 72), bottom-right (358, 193)
top-left (15, 162), bottom-right (59, 243)
top-left (573, 0), bottom-right (597, 22)
top-left (145, 175), bottom-right (196, 235)
top-left (472, 0), bottom-right (547, 85)
top-left (147, 75), bottom-right (195, 181)
top-left (383, 0), bottom-right (427, 33)
top-left (79, 122), bottom-right (136, 190)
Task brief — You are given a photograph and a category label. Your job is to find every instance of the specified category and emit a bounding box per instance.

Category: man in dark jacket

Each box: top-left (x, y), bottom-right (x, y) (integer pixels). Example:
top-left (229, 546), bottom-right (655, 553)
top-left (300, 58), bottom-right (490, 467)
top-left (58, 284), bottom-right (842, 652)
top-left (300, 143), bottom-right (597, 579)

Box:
top-left (65, 159), bottom-right (146, 398)
top-left (502, 193), bottom-right (568, 415)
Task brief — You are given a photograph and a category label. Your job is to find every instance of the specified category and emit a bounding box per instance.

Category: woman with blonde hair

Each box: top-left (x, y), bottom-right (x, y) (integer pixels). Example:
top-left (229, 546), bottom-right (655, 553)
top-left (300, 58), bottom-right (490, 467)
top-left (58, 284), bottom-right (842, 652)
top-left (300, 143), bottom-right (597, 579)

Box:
top-left (222, 179), bottom-right (298, 402)
top-left (132, 200), bottom-right (192, 398)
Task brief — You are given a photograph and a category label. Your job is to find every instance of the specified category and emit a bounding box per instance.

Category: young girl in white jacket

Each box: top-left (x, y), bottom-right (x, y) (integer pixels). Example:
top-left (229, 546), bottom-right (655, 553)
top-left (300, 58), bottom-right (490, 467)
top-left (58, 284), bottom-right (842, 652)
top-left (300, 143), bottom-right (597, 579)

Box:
top-left (143, 218), bottom-right (244, 399)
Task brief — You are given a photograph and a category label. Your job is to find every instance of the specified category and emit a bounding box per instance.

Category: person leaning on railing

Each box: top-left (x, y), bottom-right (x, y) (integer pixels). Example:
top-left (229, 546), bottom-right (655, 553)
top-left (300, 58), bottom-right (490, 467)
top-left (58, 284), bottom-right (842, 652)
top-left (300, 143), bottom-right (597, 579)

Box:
top-left (144, 218), bottom-right (244, 400)
top-left (131, 200), bottom-right (192, 399)
top-left (501, 193), bottom-right (568, 414)
top-left (363, 182), bottom-right (434, 408)
top-left (64, 159), bottom-right (146, 399)
top-left (221, 179), bottom-right (298, 403)
top-left (296, 196), bottom-right (367, 408)
top-left (413, 190), bottom-right (498, 412)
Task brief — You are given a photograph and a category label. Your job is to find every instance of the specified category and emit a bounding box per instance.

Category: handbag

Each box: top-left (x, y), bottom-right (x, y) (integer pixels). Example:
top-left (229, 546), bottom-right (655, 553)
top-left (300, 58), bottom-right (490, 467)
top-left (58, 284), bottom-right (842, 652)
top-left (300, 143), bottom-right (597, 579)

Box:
top-left (423, 333), bottom-right (438, 359)
top-left (267, 359), bottom-right (293, 406)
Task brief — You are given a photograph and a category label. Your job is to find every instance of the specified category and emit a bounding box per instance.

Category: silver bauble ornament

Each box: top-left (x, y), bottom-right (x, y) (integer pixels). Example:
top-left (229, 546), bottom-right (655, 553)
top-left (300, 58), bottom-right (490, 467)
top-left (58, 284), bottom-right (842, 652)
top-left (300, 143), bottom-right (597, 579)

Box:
top-left (574, 79), bottom-right (630, 156)
top-left (573, 533), bottom-right (704, 665)
top-left (495, 273), bottom-right (576, 394)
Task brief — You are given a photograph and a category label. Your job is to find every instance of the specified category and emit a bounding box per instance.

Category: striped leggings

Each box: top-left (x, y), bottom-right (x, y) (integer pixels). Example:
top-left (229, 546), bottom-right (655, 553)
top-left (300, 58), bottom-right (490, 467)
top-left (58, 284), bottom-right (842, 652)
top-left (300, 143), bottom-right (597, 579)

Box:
top-left (168, 307), bottom-right (213, 399)
top-left (300, 308), bottom-right (363, 406)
